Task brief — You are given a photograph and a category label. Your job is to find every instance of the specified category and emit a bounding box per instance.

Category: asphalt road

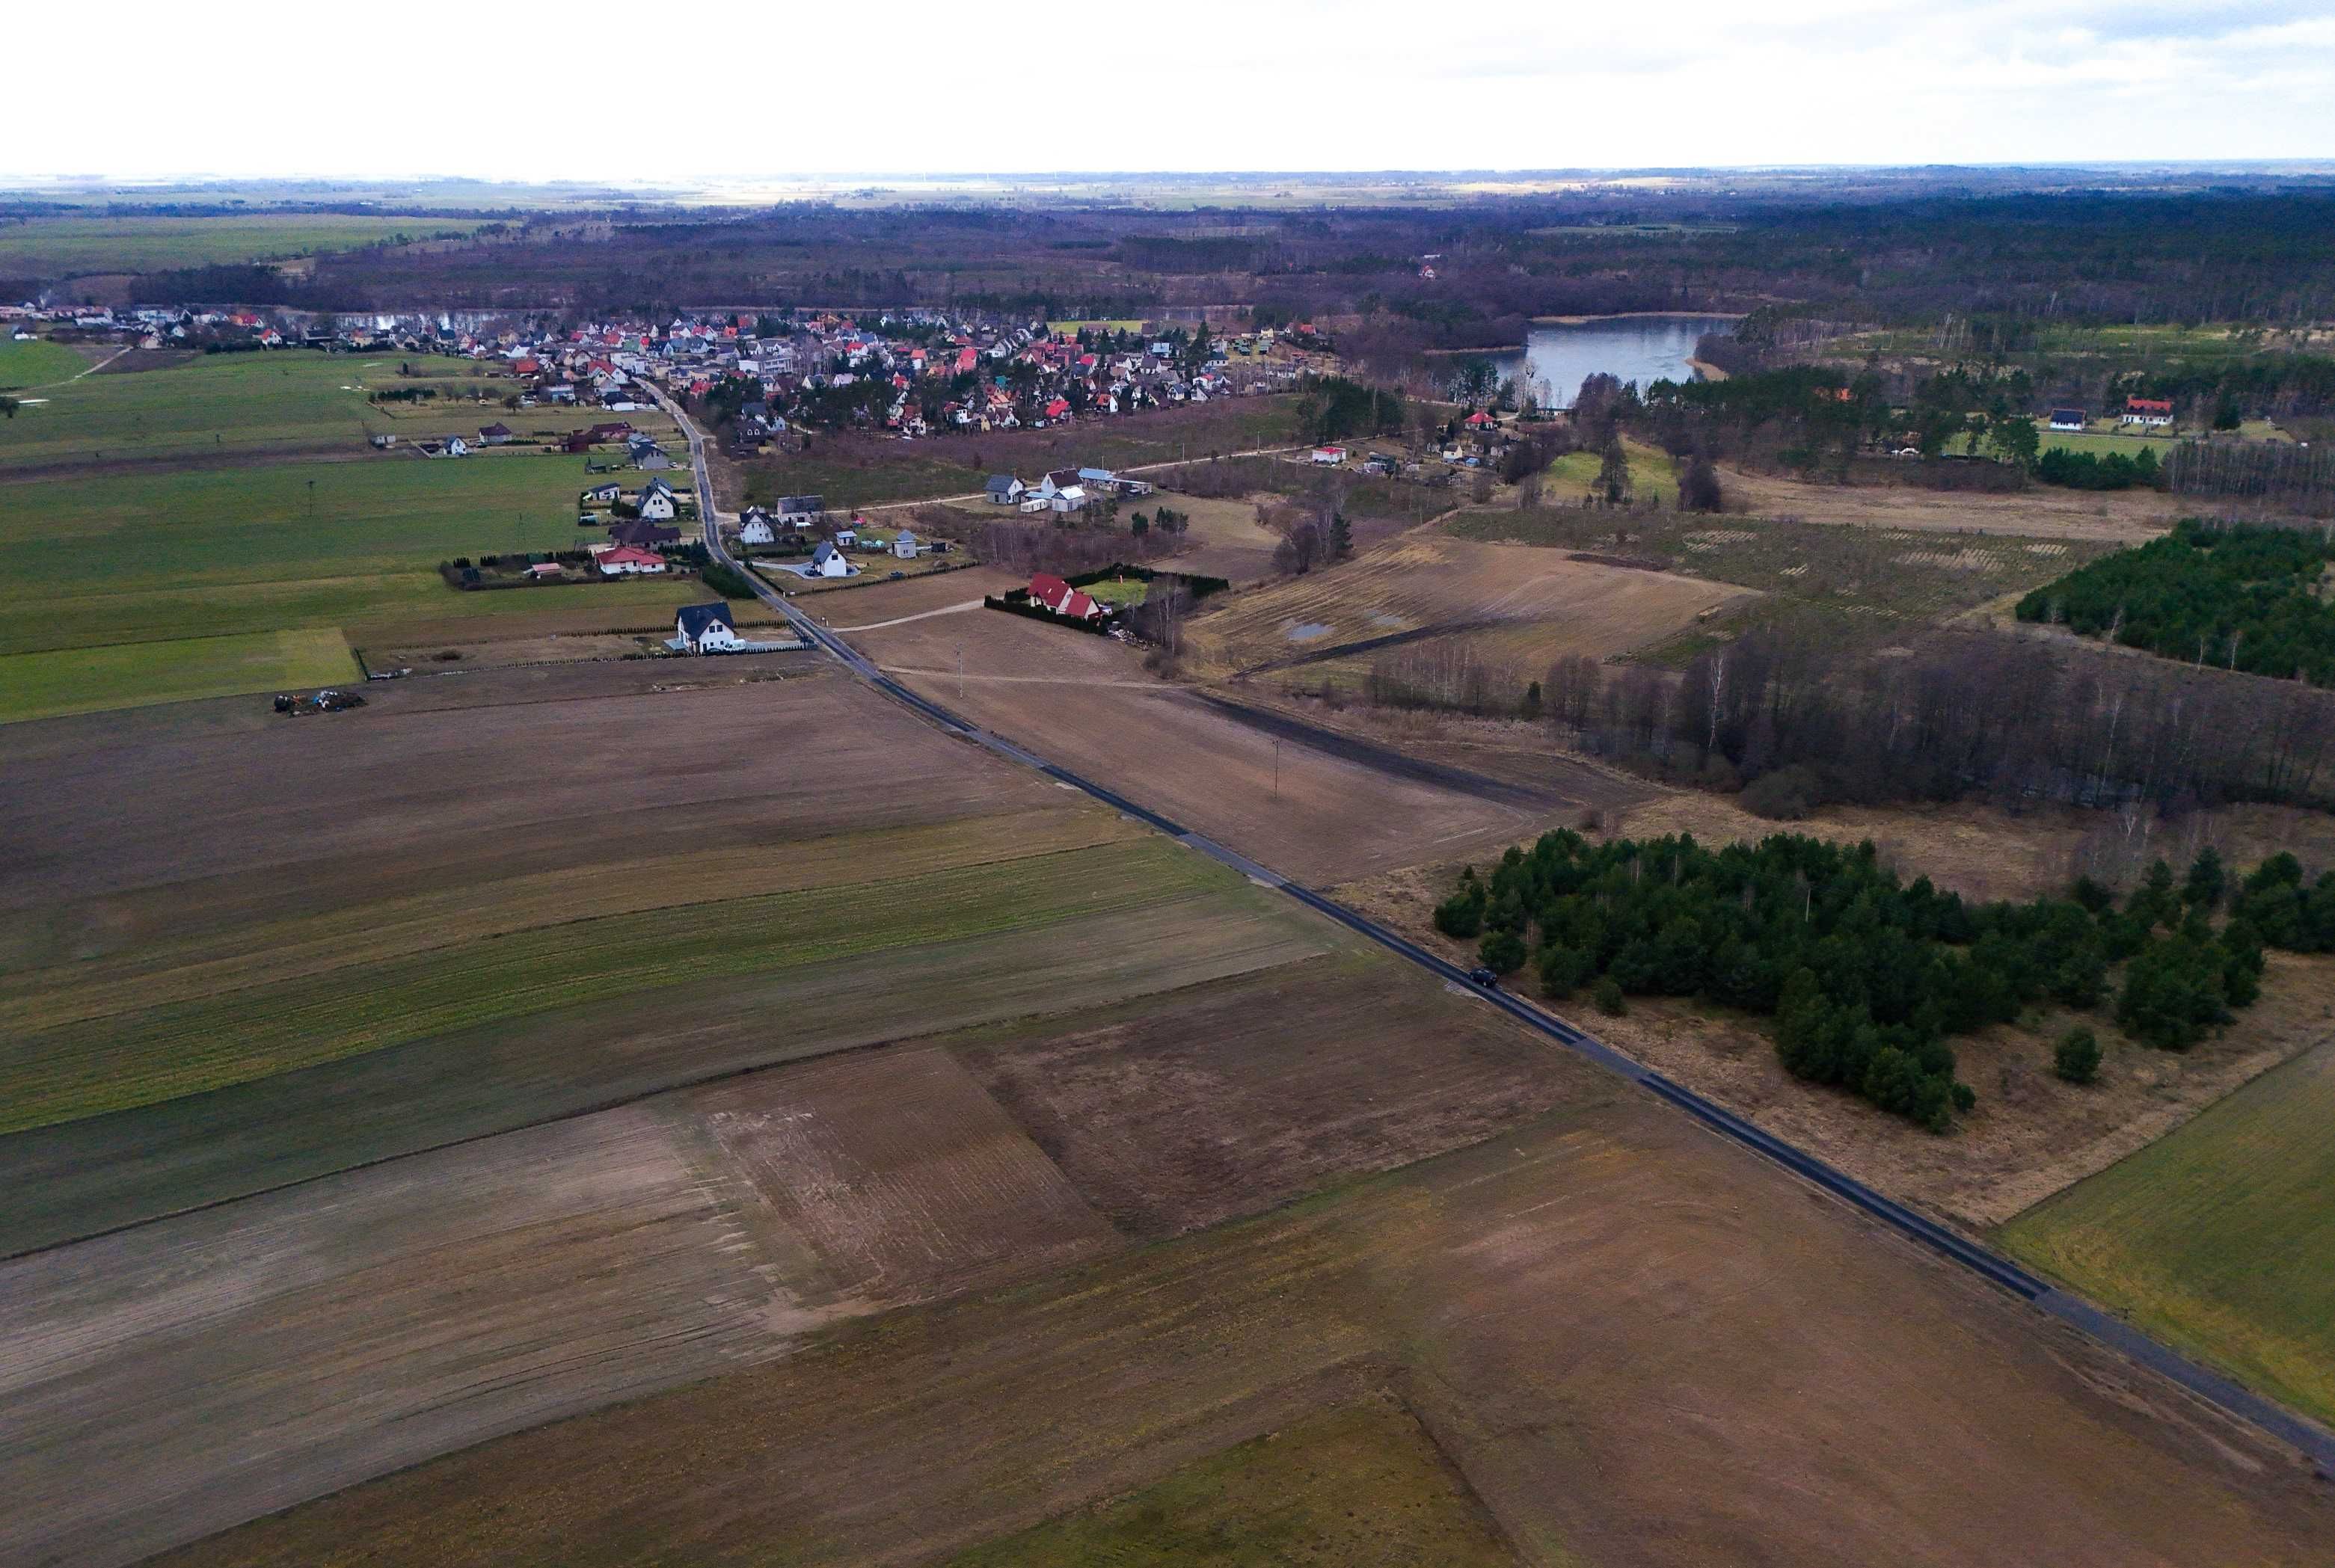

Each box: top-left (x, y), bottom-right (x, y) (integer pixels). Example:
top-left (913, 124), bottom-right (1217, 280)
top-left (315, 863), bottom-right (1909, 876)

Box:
top-left (650, 382), bottom-right (2335, 1474)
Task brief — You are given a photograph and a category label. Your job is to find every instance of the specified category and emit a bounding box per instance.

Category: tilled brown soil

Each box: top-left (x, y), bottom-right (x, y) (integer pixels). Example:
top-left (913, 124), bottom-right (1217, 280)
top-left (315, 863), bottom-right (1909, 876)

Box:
top-left (150, 1092), bottom-right (2335, 1568)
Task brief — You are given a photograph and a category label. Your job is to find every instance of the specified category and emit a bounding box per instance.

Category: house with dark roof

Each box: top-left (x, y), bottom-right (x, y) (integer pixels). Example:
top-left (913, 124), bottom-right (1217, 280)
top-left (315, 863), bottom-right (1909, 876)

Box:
top-left (477, 422), bottom-right (515, 445)
top-left (608, 519), bottom-right (680, 549)
top-left (808, 540), bottom-right (856, 578)
top-left (2049, 408), bottom-right (2088, 432)
top-left (985, 474), bottom-right (1025, 505)
top-left (675, 601), bottom-right (743, 653)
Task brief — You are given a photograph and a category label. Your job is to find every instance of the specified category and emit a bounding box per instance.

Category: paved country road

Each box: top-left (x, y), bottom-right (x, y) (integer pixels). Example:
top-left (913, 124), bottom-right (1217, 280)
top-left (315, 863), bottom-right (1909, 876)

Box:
top-left (647, 381), bottom-right (2335, 1475)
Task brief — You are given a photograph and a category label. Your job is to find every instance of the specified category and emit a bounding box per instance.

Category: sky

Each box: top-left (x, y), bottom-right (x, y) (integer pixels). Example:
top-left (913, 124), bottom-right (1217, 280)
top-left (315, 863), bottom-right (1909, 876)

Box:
top-left (10, 0), bottom-right (2334, 183)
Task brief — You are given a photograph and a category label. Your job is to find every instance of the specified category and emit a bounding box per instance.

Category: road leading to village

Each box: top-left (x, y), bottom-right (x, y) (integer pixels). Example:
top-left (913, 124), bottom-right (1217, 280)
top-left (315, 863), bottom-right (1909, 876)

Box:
top-left (649, 383), bottom-right (2335, 1475)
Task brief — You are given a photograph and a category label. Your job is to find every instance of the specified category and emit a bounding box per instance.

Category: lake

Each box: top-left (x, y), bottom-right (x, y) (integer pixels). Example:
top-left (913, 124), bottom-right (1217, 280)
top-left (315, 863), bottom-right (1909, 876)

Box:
top-left (1485, 314), bottom-right (1738, 408)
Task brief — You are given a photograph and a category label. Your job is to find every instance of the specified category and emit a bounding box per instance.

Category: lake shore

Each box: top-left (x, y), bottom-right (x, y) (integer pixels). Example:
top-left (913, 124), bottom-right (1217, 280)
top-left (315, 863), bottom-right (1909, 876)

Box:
top-left (1529, 310), bottom-right (1748, 325)
top-left (1686, 357), bottom-right (1730, 381)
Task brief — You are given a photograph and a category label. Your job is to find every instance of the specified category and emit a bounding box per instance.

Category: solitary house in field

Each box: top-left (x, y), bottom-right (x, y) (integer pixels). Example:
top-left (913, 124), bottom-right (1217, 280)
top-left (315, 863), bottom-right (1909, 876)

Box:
top-left (1030, 572), bottom-right (1104, 621)
top-left (676, 601), bottom-right (744, 653)
top-left (477, 422), bottom-right (515, 446)
top-left (2049, 408), bottom-right (2088, 431)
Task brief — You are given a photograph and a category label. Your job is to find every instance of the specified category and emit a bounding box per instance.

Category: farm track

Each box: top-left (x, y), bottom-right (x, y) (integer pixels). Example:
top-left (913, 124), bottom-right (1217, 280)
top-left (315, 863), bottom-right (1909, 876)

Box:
top-left (1232, 616), bottom-right (1504, 677)
top-left (659, 381), bottom-right (2335, 1474)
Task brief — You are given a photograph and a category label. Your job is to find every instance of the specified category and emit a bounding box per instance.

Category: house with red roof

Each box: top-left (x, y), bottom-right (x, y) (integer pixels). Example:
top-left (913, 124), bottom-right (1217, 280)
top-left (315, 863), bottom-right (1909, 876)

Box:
top-left (1030, 573), bottom-right (1104, 621)
top-left (2121, 396), bottom-right (2174, 428)
top-left (595, 545), bottom-right (669, 577)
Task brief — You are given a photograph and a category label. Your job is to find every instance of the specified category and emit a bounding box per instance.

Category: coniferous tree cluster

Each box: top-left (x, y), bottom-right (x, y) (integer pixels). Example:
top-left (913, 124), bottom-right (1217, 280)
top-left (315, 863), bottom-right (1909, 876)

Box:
top-left (1433, 831), bottom-right (2291, 1131)
top-left (2017, 520), bottom-right (2335, 683)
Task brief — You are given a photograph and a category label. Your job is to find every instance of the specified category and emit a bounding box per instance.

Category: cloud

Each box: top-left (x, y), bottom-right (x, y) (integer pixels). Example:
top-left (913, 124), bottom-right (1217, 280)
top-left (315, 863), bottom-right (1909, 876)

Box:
top-left (4, 0), bottom-right (2330, 182)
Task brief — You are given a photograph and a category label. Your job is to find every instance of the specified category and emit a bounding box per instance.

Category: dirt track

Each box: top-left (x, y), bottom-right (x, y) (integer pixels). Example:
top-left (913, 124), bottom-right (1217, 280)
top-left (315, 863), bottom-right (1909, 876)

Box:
top-left (851, 606), bottom-right (1636, 883)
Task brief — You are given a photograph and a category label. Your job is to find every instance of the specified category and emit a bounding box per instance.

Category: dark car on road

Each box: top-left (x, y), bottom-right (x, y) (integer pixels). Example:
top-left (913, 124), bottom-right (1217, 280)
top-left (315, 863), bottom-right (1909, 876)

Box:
top-left (1467, 967), bottom-right (1498, 988)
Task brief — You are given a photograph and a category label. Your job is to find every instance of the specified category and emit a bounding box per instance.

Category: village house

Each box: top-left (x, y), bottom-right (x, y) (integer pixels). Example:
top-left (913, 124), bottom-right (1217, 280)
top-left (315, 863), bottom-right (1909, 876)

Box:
top-left (893, 529), bottom-right (918, 560)
top-left (596, 545), bottom-right (668, 577)
top-left (777, 494), bottom-right (824, 529)
top-left (676, 601), bottom-right (745, 653)
top-left (2121, 396), bottom-right (2175, 428)
top-left (985, 474), bottom-right (1025, 505)
top-left (581, 481), bottom-right (622, 505)
top-left (637, 478), bottom-right (680, 522)
top-left (2049, 408), bottom-right (2089, 432)
top-left (808, 540), bottom-right (856, 578)
top-left (477, 422), bottom-right (515, 446)
top-left (609, 519), bottom-right (681, 549)
top-left (738, 506), bottom-right (776, 545)
top-left (1029, 572), bottom-right (1105, 622)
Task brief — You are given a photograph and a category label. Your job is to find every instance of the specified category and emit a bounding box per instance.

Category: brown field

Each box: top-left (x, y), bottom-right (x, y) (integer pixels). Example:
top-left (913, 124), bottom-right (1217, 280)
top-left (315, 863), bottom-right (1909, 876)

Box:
top-left (1185, 531), bottom-right (1753, 690)
top-left (850, 606), bottom-right (1639, 883)
top-left (1720, 463), bottom-right (2187, 542)
top-left (1161, 491), bottom-right (1286, 582)
top-left (153, 1088), bottom-right (2334, 1568)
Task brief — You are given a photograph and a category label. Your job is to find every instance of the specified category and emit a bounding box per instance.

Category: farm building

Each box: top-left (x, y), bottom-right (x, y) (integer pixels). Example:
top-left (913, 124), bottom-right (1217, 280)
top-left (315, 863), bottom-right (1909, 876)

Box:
top-left (1030, 572), bottom-right (1105, 622)
top-left (2049, 408), bottom-right (2088, 431)
top-left (675, 601), bottom-right (744, 653)
top-left (2122, 396), bottom-right (2174, 428)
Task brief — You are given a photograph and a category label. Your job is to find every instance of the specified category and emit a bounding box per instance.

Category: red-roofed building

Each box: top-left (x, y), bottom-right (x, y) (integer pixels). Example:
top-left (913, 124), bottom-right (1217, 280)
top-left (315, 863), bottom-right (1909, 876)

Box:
top-left (2122, 396), bottom-right (2175, 428)
top-left (596, 545), bottom-right (669, 577)
top-left (1042, 397), bottom-right (1071, 422)
top-left (1029, 573), bottom-right (1104, 621)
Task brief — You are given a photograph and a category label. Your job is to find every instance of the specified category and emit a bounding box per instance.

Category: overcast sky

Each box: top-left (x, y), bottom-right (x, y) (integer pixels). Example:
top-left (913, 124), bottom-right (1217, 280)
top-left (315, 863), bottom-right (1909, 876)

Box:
top-left (11, 0), bottom-right (2334, 184)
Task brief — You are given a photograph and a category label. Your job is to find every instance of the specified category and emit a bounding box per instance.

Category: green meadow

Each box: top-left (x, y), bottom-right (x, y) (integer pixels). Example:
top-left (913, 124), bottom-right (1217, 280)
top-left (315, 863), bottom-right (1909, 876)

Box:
top-left (0, 454), bottom-right (690, 659)
top-left (0, 215), bottom-right (486, 276)
top-left (0, 630), bottom-right (358, 725)
top-left (0, 337), bottom-right (92, 390)
top-left (2001, 1036), bottom-right (2335, 1427)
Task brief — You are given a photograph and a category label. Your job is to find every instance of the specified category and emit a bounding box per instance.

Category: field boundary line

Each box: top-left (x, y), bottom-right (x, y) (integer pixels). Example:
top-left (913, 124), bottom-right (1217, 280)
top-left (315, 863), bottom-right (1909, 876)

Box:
top-left (0, 932), bottom-right (1336, 1263)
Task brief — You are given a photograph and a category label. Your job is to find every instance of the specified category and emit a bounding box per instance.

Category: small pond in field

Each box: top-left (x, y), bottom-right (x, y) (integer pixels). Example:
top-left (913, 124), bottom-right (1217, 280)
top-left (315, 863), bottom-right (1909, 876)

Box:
top-left (1482, 314), bottom-right (1738, 407)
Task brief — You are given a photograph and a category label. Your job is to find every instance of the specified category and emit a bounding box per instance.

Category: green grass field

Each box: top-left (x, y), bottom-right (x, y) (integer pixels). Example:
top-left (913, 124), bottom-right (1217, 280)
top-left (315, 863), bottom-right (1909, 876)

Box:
top-left (0, 336), bottom-right (91, 389)
top-left (0, 454), bottom-right (707, 660)
top-left (1539, 437), bottom-right (1678, 498)
top-left (946, 1399), bottom-right (1520, 1567)
top-left (0, 630), bottom-right (357, 724)
top-left (1081, 577), bottom-right (1149, 607)
top-left (0, 215), bottom-right (488, 277)
top-left (0, 834), bottom-right (1235, 1134)
top-left (0, 350), bottom-right (652, 470)
top-left (2000, 1036), bottom-right (2335, 1427)
top-left (2034, 424), bottom-right (2177, 460)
